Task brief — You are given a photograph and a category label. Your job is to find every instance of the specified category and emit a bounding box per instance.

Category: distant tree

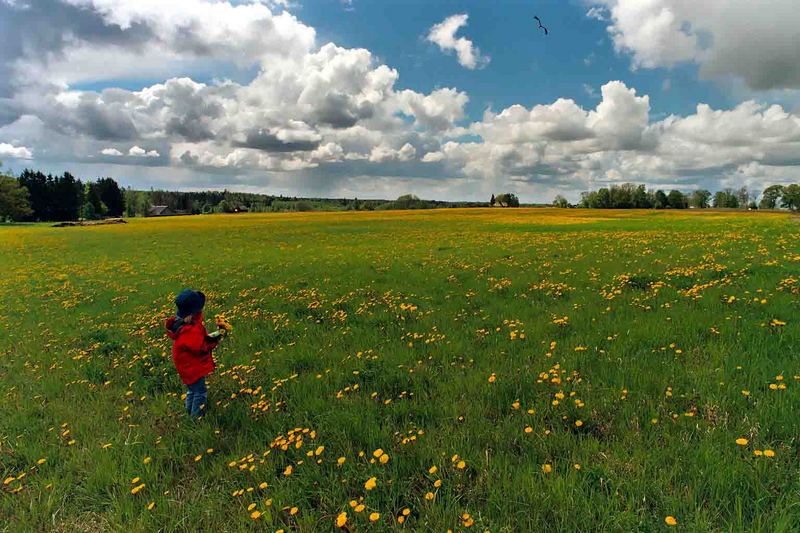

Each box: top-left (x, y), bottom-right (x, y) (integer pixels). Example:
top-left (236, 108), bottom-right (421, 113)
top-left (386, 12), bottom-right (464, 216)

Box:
top-left (52, 172), bottom-right (84, 221)
top-left (93, 177), bottom-right (125, 217)
top-left (17, 169), bottom-right (83, 221)
top-left (736, 186), bottom-right (750, 208)
top-left (653, 190), bottom-right (668, 209)
top-left (490, 193), bottom-right (496, 206)
top-left (553, 194), bottom-right (569, 208)
top-left (759, 185), bottom-right (784, 209)
top-left (81, 201), bottom-right (97, 220)
top-left (124, 188), bottom-right (137, 217)
top-left (84, 182), bottom-right (106, 219)
top-left (594, 188), bottom-right (610, 208)
top-left (748, 201), bottom-right (758, 210)
top-left (632, 184), bottom-right (651, 208)
top-left (495, 193), bottom-right (519, 207)
top-left (393, 194), bottom-right (420, 209)
top-left (713, 189), bottom-right (739, 208)
top-left (608, 185), bottom-right (628, 208)
top-left (690, 189), bottom-right (711, 208)
top-left (0, 172), bottom-right (33, 221)
top-left (17, 169), bottom-right (50, 220)
top-left (780, 184), bottom-right (800, 211)
top-left (666, 190), bottom-right (688, 209)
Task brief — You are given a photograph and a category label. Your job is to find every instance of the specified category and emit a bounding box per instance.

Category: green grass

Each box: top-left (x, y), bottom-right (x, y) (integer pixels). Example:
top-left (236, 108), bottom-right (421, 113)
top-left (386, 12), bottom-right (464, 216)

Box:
top-left (0, 208), bottom-right (798, 532)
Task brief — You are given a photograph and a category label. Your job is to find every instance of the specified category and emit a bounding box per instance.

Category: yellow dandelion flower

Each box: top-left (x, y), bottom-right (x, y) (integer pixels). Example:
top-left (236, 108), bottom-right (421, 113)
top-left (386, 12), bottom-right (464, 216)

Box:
top-left (364, 477), bottom-right (377, 491)
top-left (369, 512), bottom-right (380, 522)
top-left (336, 512), bottom-right (347, 527)
top-left (665, 516), bottom-right (677, 526)
top-left (735, 438), bottom-right (748, 446)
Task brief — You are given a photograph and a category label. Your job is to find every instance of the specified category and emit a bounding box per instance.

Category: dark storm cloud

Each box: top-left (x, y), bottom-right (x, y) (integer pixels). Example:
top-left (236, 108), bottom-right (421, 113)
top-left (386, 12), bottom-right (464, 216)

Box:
top-left (234, 128), bottom-right (320, 153)
top-left (311, 93), bottom-right (374, 129)
top-left (0, 0), bottom-right (154, 96)
top-left (71, 96), bottom-right (139, 140)
top-left (0, 98), bottom-right (21, 127)
top-left (156, 79), bottom-right (226, 141)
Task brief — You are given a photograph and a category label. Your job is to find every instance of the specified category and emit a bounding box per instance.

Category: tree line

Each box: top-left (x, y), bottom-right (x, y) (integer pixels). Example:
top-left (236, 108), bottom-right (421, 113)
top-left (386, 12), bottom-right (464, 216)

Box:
top-left (0, 168), bottom-right (126, 222)
top-left (1, 165), bottom-right (493, 222)
top-left (556, 183), bottom-right (800, 210)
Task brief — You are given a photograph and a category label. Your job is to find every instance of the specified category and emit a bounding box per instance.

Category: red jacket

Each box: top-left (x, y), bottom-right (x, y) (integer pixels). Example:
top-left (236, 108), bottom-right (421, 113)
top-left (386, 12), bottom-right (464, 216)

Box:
top-left (165, 313), bottom-right (219, 385)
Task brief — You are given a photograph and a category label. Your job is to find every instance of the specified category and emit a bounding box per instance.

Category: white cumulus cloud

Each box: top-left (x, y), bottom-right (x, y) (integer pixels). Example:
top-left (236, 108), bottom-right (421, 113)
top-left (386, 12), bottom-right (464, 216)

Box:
top-left (0, 142), bottom-right (32, 159)
top-left (129, 146), bottom-right (159, 157)
top-left (427, 14), bottom-right (489, 70)
top-left (590, 0), bottom-right (800, 90)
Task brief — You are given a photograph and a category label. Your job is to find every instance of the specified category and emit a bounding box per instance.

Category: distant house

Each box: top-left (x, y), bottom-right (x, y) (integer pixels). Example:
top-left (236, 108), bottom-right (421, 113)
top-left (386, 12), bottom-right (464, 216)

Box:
top-left (147, 205), bottom-right (190, 217)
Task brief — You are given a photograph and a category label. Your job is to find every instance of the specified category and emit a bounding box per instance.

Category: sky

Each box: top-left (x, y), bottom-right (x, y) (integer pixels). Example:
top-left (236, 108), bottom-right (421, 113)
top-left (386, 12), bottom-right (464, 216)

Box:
top-left (1, 0), bottom-right (800, 202)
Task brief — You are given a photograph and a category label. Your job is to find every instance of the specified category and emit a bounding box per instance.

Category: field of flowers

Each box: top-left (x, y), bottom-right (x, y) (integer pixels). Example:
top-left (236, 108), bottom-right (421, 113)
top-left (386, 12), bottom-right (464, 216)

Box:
top-left (1, 208), bottom-right (798, 531)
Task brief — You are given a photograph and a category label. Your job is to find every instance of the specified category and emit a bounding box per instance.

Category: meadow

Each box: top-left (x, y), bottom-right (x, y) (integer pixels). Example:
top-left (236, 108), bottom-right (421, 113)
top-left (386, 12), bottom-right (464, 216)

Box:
top-left (0, 208), bottom-right (798, 532)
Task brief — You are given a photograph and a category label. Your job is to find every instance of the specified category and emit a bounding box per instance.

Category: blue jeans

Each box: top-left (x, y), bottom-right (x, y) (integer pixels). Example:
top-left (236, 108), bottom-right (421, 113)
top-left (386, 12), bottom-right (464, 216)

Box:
top-left (185, 377), bottom-right (207, 418)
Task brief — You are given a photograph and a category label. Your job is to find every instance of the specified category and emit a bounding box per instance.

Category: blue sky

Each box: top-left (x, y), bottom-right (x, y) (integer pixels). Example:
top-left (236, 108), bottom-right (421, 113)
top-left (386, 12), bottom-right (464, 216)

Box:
top-left (68, 0), bottom-right (730, 117)
top-left (1, 0), bottom-right (800, 202)
top-left (299, 0), bottom-right (730, 118)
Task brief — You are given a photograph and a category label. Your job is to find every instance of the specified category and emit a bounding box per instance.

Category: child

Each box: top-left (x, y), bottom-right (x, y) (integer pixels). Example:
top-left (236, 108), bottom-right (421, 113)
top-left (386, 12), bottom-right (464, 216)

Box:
top-left (165, 289), bottom-right (225, 418)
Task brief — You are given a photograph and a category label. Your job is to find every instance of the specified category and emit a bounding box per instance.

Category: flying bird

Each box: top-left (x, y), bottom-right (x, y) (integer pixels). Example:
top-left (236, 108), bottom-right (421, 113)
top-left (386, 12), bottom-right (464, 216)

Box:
top-left (534, 15), bottom-right (548, 35)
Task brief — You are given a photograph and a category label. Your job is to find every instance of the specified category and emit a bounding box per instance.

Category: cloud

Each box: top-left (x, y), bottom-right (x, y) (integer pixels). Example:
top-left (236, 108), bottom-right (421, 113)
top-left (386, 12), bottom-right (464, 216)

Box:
top-left (422, 151), bottom-right (444, 163)
top-left (100, 147), bottom-right (122, 156)
top-left (368, 143), bottom-right (416, 163)
top-left (431, 80), bottom-right (800, 197)
top-left (427, 14), bottom-right (489, 70)
top-left (0, 142), bottom-right (32, 158)
top-left (590, 0), bottom-right (800, 90)
top-left (4, 0), bottom-right (316, 88)
top-left (129, 145), bottom-right (159, 157)
top-left (585, 6), bottom-right (607, 21)
top-left (396, 88), bottom-right (469, 131)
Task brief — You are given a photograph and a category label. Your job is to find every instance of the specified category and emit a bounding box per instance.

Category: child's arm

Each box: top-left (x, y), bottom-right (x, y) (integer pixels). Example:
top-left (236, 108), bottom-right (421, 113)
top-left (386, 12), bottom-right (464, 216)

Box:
top-left (183, 325), bottom-right (220, 354)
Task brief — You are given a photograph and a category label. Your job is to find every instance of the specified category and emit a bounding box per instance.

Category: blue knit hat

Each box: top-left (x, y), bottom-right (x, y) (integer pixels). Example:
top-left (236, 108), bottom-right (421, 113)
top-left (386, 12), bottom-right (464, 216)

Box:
top-left (175, 289), bottom-right (206, 318)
